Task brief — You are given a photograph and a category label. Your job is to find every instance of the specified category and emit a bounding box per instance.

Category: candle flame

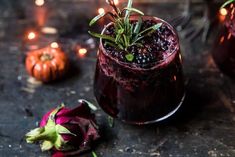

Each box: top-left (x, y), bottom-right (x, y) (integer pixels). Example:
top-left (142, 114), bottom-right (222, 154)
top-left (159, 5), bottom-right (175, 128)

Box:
top-left (220, 8), bottom-right (228, 16)
top-left (50, 42), bottom-right (59, 49)
top-left (78, 48), bottom-right (87, 57)
top-left (27, 32), bottom-right (37, 40)
top-left (35, 0), bottom-right (45, 6)
top-left (98, 8), bottom-right (105, 15)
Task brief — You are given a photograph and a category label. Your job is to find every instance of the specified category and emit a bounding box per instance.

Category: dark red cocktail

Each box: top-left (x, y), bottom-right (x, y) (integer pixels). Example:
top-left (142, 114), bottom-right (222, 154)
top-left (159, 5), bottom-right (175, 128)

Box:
top-left (212, 5), bottom-right (235, 78)
top-left (94, 16), bottom-right (185, 124)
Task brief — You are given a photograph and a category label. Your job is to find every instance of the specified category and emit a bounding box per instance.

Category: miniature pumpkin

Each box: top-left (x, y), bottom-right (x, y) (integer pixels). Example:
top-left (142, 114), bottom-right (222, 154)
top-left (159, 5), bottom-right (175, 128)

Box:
top-left (25, 46), bottom-right (69, 82)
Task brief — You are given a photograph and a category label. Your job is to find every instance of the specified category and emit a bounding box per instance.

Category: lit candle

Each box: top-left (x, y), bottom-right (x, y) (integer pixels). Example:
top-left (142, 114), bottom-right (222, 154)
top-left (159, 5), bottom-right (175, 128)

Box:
top-left (50, 42), bottom-right (59, 49)
top-left (76, 47), bottom-right (87, 58)
top-left (35, 0), bottom-right (45, 7)
top-left (22, 30), bottom-right (39, 52)
top-left (27, 31), bottom-right (37, 40)
top-left (219, 8), bottom-right (228, 22)
top-left (98, 8), bottom-right (105, 15)
top-left (35, 0), bottom-right (47, 27)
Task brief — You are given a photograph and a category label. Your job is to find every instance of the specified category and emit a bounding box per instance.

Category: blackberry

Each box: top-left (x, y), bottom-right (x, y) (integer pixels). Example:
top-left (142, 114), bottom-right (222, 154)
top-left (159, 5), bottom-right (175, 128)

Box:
top-left (134, 53), bottom-right (155, 65)
top-left (142, 20), bottom-right (155, 30)
top-left (127, 45), bottom-right (138, 54)
top-left (111, 51), bottom-right (125, 61)
top-left (145, 44), bottom-right (152, 52)
top-left (160, 40), bottom-right (169, 51)
top-left (162, 25), bottom-right (171, 36)
top-left (105, 44), bottom-right (126, 61)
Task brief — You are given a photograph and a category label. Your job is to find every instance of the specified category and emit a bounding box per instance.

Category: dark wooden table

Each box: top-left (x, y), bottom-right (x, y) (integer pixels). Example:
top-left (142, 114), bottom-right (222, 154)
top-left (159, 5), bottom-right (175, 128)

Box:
top-left (0, 0), bottom-right (235, 157)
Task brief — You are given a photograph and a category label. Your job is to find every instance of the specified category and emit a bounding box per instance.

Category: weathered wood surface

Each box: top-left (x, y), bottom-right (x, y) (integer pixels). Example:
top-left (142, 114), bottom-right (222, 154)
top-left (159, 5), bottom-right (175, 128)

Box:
top-left (0, 0), bottom-right (235, 157)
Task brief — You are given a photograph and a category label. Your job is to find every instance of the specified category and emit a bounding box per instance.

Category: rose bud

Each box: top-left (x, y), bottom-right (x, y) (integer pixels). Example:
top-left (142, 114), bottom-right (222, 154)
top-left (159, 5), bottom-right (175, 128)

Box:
top-left (25, 100), bottom-right (99, 156)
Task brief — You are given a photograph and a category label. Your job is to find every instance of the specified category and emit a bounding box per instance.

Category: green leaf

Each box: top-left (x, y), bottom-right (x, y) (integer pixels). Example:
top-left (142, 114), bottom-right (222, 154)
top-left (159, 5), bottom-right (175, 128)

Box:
top-left (130, 24), bottom-right (134, 35)
top-left (132, 36), bottom-right (145, 44)
top-left (89, 12), bottom-right (106, 26)
top-left (117, 28), bottom-right (124, 34)
top-left (46, 104), bottom-right (64, 128)
top-left (123, 7), bottom-right (144, 15)
top-left (88, 31), bottom-right (116, 42)
top-left (118, 44), bottom-right (124, 50)
top-left (152, 23), bottom-right (163, 30)
top-left (25, 127), bottom-right (45, 144)
top-left (127, 0), bottom-right (133, 9)
top-left (221, 0), bottom-right (235, 8)
top-left (49, 104), bottom-right (65, 121)
top-left (134, 17), bottom-right (142, 34)
top-left (104, 41), bottom-right (119, 49)
top-left (125, 0), bottom-right (133, 14)
top-left (125, 53), bottom-right (134, 62)
top-left (92, 151), bottom-right (98, 157)
top-left (115, 33), bottom-right (121, 43)
top-left (41, 140), bottom-right (53, 151)
top-left (55, 125), bottom-right (76, 136)
top-left (123, 34), bottom-right (129, 47)
top-left (131, 42), bottom-right (143, 47)
top-left (138, 22), bottom-right (162, 36)
top-left (25, 127), bottom-right (45, 138)
top-left (54, 135), bottom-right (63, 150)
top-left (124, 0), bottom-right (133, 21)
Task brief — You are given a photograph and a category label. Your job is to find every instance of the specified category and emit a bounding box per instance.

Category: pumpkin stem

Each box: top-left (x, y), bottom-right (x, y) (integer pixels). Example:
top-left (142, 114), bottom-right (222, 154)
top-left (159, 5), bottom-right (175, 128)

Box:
top-left (40, 54), bottom-right (53, 61)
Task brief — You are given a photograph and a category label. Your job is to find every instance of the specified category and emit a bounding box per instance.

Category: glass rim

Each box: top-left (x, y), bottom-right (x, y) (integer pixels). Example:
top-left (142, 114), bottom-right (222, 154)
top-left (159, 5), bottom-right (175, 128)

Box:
top-left (99, 15), bottom-right (180, 70)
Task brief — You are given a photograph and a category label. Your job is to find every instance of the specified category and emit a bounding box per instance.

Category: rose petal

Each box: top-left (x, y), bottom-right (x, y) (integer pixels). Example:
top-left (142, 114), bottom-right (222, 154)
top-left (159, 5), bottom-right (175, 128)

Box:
top-left (59, 102), bottom-right (93, 119)
top-left (83, 123), bottom-right (100, 146)
top-left (52, 151), bottom-right (65, 157)
top-left (56, 108), bottom-right (70, 117)
top-left (61, 134), bottom-right (73, 142)
top-left (52, 148), bottom-right (90, 157)
top-left (55, 116), bottom-right (71, 124)
top-left (40, 109), bottom-right (54, 127)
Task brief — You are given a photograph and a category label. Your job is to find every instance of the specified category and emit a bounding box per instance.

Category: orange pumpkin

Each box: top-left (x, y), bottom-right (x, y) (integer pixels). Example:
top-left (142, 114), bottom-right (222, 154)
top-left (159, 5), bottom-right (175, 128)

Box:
top-left (25, 46), bottom-right (69, 82)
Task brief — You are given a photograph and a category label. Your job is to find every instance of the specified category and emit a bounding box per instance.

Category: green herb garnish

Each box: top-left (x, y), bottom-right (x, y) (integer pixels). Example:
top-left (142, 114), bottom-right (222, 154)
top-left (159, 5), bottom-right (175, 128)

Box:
top-left (125, 53), bottom-right (134, 62)
top-left (221, 0), bottom-right (235, 9)
top-left (89, 0), bottom-right (162, 55)
top-left (92, 151), bottom-right (98, 157)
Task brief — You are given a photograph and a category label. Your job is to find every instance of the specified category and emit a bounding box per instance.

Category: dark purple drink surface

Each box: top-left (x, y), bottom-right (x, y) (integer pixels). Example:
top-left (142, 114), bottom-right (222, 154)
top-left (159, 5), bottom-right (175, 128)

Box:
top-left (94, 16), bottom-right (185, 124)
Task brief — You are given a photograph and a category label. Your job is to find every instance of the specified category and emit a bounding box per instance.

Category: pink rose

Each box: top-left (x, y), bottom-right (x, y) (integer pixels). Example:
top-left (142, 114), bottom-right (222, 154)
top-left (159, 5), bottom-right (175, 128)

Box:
top-left (25, 100), bottom-right (99, 156)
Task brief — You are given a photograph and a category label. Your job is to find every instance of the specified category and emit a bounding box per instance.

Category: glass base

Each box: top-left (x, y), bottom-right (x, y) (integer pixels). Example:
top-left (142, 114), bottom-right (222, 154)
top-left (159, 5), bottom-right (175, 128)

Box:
top-left (121, 93), bottom-right (186, 125)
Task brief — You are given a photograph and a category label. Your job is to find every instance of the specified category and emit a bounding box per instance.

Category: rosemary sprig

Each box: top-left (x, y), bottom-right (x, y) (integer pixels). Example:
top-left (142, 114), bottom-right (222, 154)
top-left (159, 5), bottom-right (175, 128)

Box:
top-left (89, 0), bottom-right (162, 56)
top-left (221, 0), bottom-right (235, 9)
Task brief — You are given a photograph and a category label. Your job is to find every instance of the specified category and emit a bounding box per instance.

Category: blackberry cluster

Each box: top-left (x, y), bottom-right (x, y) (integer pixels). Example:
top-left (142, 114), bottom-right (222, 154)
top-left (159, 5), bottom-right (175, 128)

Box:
top-left (135, 53), bottom-right (155, 65)
top-left (103, 20), bottom-right (175, 68)
top-left (126, 45), bottom-right (155, 66)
